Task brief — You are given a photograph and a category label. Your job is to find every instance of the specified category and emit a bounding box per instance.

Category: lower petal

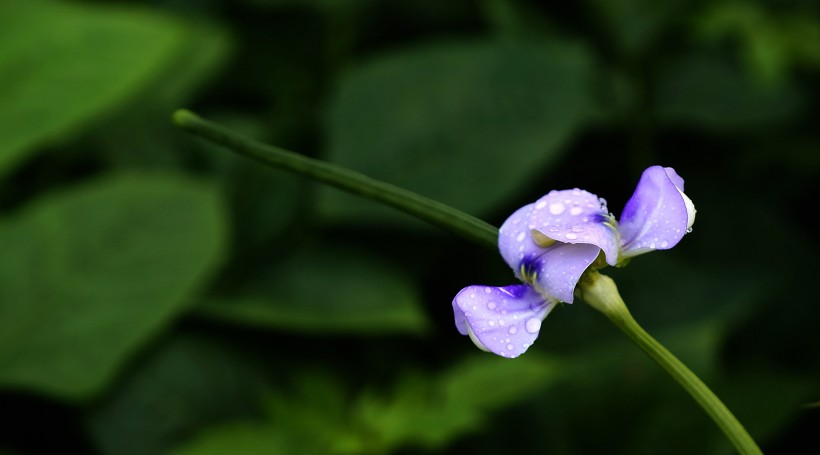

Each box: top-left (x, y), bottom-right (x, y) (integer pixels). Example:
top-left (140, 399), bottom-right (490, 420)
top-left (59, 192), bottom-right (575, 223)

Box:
top-left (531, 243), bottom-right (600, 303)
top-left (453, 284), bottom-right (556, 358)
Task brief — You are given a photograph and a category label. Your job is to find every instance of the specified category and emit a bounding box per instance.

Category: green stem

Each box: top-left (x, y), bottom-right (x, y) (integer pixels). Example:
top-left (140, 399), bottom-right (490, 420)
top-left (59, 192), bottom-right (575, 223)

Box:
top-left (578, 271), bottom-right (763, 455)
top-left (173, 109), bottom-right (762, 454)
top-left (172, 109), bottom-right (498, 249)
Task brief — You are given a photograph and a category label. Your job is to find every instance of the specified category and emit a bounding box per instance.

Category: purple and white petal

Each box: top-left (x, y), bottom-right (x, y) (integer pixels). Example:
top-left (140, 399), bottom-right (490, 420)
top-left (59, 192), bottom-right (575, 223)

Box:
top-left (498, 203), bottom-right (547, 279)
top-left (528, 189), bottom-right (620, 266)
top-left (618, 166), bottom-right (695, 258)
top-left (453, 284), bottom-right (556, 358)
top-left (530, 243), bottom-right (600, 303)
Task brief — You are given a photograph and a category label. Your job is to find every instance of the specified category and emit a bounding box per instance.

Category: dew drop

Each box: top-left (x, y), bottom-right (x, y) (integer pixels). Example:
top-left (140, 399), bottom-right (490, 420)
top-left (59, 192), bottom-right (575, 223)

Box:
top-left (535, 200), bottom-right (547, 209)
top-left (570, 206), bottom-right (583, 216)
top-left (525, 318), bottom-right (541, 333)
top-left (507, 344), bottom-right (514, 351)
top-left (549, 202), bottom-right (565, 215)
top-left (660, 240), bottom-right (669, 248)
top-left (484, 287), bottom-right (492, 294)
top-left (565, 233), bottom-right (578, 240)
top-left (509, 326), bottom-right (518, 334)
top-left (488, 320), bottom-right (495, 327)
top-left (516, 231), bottom-right (526, 242)
top-left (499, 319), bottom-right (505, 326)
top-left (487, 301), bottom-right (496, 310)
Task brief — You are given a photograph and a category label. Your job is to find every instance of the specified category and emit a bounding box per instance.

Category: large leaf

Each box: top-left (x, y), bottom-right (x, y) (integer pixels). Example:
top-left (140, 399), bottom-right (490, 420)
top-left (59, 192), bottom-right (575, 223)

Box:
top-left (0, 0), bottom-right (197, 177)
top-left (196, 247), bottom-right (428, 335)
top-left (0, 174), bottom-right (226, 400)
top-left (87, 336), bottom-right (266, 455)
top-left (317, 40), bottom-right (595, 227)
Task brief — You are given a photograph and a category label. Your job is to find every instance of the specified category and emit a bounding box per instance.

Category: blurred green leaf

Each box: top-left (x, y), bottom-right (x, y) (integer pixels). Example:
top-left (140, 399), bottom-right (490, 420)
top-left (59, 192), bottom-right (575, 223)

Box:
top-left (94, 21), bottom-right (231, 170)
top-left (584, 0), bottom-right (687, 57)
top-left (318, 40), bottom-right (595, 227)
top-left (654, 55), bottom-right (804, 130)
top-left (0, 0), bottom-right (197, 177)
top-left (713, 370), bottom-right (815, 452)
top-left (87, 336), bottom-right (265, 455)
top-left (695, 2), bottom-right (820, 83)
top-left (171, 422), bottom-right (311, 455)
top-left (196, 247), bottom-right (428, 334)
top-left (0, 174), bottom-right (226, 400)
top-left (355, 354), bottom-right (563, 451)
top-left (174, 354), bottom-right (561, 454)
top-left (200, 114), bottom-right (303, 254)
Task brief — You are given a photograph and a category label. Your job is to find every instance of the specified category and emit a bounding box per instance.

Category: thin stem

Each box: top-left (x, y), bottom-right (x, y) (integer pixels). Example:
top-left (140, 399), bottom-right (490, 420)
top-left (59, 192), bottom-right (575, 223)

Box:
top-left (578, 271), bottom-right (763, 455)
top-left (172, 109), bottom-right (498, 249)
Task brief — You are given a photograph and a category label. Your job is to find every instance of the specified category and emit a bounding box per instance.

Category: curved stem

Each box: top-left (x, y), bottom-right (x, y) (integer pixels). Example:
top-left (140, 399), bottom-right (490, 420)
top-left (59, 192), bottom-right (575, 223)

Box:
top-left (172, 109), bottom-right (498, 249)
top-left (578, 271), bottom-right (763, 455)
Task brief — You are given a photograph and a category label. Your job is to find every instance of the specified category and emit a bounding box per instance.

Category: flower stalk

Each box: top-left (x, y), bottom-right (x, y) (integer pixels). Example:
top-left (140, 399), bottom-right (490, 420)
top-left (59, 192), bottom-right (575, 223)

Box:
top-left (172, 109), bottom-right (498, 249)
top-left (577, 270), bottom-right (763, 455)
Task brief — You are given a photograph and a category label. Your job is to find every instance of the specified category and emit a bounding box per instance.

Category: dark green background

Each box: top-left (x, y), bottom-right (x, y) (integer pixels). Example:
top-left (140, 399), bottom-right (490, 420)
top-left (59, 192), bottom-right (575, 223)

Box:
top-left (1, 0), bottom-right (818, 453)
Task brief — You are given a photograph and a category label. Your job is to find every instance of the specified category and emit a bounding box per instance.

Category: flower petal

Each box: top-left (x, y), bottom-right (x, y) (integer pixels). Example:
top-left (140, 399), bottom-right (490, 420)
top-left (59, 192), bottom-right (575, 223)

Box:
top-left (528, 189), bottom-right (619, 266)
top-left (530, 243), bottom-right (600, 303)
top-left (452, 284), bottom-right (555, 358)
top-left (618, 166), bottom-right (692, 257)
top-left (498, 203), bottom-right (546, 279)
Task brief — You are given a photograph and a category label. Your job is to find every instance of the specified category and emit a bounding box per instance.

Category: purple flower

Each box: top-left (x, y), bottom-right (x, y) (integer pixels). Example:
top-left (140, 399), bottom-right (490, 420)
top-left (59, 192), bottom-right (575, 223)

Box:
top-left (452, 166), bottom-right (696, 358)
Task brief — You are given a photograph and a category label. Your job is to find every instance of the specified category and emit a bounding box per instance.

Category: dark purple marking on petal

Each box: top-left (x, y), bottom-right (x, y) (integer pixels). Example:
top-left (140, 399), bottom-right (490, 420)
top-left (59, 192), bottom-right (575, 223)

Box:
top-left (498, 203), bottom-right (548, 279)
top-left (452, 284), bottom-right (555, 358)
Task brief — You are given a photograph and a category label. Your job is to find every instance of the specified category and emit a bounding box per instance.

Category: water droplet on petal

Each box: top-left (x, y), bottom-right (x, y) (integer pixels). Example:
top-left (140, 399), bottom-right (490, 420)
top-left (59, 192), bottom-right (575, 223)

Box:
top-left (660, 240), bottom-right (669, 248)
top-left (507, 344), bottom-right (514, 351)
top-left (516, 231), bottom-right (526, 242)
top-left (487, 301), bottom-right (496, 310)
top-left (525, 318), bottom-right (541, 333)
top-left (565, 233), bottom-right (577, 240)
top-left (570, 206), bottom-right (583, 216)
top-left (509, 326), bottom-right (518, 334)
top-left (549, 202), bottom-right (565, 215)
top-left (484, 287), bottom-right (492, 294)
top-left (488, 320), bottom-right (495, 327)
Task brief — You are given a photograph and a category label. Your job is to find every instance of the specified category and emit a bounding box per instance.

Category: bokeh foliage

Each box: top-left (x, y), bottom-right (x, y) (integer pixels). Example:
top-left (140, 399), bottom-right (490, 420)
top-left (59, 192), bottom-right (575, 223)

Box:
top-left (1, 0), bottom-right (818, 453)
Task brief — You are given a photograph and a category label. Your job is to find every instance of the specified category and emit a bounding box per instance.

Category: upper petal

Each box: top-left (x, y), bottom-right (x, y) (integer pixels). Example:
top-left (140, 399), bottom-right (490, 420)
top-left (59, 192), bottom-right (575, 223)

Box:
top-left (529, 243), bottom-right (601, 303)
top-left (618, 166), bottom-right (693, 257)
top-left (498, 203), bottom-right (546, 279)
top-left (452, 284), bottom-right (556, 358)
top-left (528, 189), bottom-right (619, 266)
